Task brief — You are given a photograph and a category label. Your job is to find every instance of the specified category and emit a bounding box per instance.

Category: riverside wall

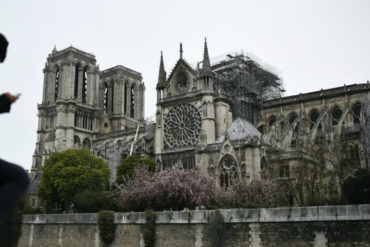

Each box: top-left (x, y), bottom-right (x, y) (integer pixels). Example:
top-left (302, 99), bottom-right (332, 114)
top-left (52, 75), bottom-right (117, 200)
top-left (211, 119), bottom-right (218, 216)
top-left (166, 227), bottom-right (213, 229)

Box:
top-left (19, 204), bottom-right (370, 247)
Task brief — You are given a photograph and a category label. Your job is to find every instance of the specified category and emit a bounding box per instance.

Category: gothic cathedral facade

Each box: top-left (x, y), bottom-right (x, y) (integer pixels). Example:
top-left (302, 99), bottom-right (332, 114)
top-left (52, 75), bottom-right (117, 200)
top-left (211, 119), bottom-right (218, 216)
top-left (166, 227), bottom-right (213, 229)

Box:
top-left (29, 41), bottom-right (370, 201)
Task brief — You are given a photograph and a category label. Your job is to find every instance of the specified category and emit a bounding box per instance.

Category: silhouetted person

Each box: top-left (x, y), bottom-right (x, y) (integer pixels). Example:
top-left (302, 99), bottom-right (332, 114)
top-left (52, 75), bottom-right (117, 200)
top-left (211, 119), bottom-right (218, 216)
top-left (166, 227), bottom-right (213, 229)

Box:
top-left (0, 33), bottom-right (30, 223)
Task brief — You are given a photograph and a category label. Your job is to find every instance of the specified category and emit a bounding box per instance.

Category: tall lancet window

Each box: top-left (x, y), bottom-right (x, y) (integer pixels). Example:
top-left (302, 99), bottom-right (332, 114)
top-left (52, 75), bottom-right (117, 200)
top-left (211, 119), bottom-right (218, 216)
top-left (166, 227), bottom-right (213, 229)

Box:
top-left (74, 64), bottom-right (79, 98)
top-left (103, 83), bottom-right (108, 112)
top-left (111, 83), bottom-right (114, 113)
top-left (82, 67), bottom-right (88, 103)
top-left (54, 66), bottom-right (59, 101)
top-left (124, 83), bottom-right (127, 114)
top-left (130, 85), bottom-right (135, 118)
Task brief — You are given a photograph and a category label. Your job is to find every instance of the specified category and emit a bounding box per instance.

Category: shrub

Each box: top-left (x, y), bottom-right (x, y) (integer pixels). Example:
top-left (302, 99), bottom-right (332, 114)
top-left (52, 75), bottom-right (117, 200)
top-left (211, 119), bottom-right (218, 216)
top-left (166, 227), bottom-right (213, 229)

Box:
top-left (343, 169), bottom-right (370, 204)
top-left (204, 210), bottom-right (233, 247)
top-left (116, 165), bottom-right (216, 211)
top-left (23, 199), bottom-right (42, 214)
top-left (143, 209), bottom-right (156, 247)
top-left (150, 165), bottom-right (216, 210)
top-left (73, 190), bottom-right (118, 213)
top-left (228, 179), bottom-right (288, 208)
top-left (115, 168), bottom-right (155, 211)
top-left (98, 210), bottom-right (116, 246)
top-left (116, 155), bottom-right (156, 184)
top-left (116, 166), bottom-right (288, 211)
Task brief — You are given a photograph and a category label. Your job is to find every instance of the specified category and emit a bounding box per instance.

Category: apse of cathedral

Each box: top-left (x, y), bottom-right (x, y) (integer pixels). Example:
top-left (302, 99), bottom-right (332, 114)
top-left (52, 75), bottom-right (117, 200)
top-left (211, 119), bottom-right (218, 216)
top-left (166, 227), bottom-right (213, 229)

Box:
top-left (29, 40), bottom-right (370, 198)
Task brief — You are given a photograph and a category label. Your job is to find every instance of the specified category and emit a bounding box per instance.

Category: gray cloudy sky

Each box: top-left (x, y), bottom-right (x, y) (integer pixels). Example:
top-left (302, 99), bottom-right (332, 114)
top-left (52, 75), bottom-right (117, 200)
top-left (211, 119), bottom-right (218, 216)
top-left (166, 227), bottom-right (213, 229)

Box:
top-left (1, 0), bottom-right (369, 171)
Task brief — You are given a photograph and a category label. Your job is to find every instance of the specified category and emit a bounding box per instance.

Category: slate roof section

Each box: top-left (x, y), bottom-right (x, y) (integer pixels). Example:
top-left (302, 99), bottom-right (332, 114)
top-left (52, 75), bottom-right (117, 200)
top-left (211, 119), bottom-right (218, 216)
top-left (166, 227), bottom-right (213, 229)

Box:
top-left (216, 118), bottom-right (262, 143)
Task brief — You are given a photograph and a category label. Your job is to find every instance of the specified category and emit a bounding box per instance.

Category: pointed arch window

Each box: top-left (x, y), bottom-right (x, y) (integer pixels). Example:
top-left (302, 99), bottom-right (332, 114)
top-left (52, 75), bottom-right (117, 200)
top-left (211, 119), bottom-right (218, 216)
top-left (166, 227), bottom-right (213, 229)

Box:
top-left (54, 66), bottom-right (59, 101)
top-left (288, 112), bottom-right (299, 131)
top-left (124, 83), bottom-right (127, 114)
top-left (268, 115), bottom-right (276, 127)
top-left (331, 106), bottom-right (343, 126)
top-left (74, 64), bottom-right (79, 98)
top-left (219, 155), bottom-right (238, 188)
top-left (73, 136), bottom-right (81, 149)
top-left (309, 109), bottom-right (322, 130)
top-left (82, 138), bottom-right (91, 149)
top-left (130, 85), bottom-right (135, 118)
top-left (82, 67), bottom-right (88, 103)
top-left (111, 83), bottom-right (114, 113)
top-left (74, 112), bottom-right (79, 127)
top-left (103, 83), bottom-right (108, 112)
top-left (352, 103), bottom-right (362, 124)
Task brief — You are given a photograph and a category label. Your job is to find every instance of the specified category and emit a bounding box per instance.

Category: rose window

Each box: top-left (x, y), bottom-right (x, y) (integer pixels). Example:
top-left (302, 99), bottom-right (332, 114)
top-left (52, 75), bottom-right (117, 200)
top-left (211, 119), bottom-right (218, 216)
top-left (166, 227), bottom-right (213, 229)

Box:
top-left (164, 103), bottom-right (202, 148)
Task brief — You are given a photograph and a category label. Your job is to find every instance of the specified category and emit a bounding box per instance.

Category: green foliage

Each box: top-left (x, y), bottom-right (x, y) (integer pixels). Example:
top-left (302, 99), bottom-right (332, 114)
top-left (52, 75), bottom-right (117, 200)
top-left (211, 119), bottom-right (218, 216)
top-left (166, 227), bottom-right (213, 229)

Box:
top-left (23, 199), bottom-right (42, 214)
top-left (204, 210), bottom-right (233, 247)
top-left (38, 149), bottom-right (110, 212)
top-left (0, 198), bottom-right (25, 247)
top-left (116, 155), bottom-right (155, 184)
top-left (98, 210), bottom-right (116, 246)
top-left (343, 169), bottom-right (370, 204)
top-left (143, 209), bottom-right (156, 247)
top-left (73, 190), bottom-right (118, 213)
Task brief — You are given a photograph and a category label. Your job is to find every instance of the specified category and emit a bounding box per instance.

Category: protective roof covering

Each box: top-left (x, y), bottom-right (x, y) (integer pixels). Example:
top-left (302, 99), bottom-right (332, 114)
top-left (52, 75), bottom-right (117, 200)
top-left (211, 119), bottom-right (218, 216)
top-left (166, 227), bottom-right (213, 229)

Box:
top-left (216, 118), bottom-right (262, 143)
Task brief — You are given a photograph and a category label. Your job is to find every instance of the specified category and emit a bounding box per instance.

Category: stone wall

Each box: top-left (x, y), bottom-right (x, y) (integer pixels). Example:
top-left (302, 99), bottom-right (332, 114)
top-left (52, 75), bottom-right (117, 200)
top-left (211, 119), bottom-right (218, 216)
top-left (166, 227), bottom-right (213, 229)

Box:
top-left (20, 204), bottom-right (370, 247)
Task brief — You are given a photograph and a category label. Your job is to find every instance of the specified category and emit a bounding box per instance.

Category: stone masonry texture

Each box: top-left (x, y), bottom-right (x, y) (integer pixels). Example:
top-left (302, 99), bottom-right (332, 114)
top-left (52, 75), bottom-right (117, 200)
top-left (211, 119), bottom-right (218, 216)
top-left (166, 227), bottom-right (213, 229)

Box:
top-left (19, 205), bottom-right (370, 247)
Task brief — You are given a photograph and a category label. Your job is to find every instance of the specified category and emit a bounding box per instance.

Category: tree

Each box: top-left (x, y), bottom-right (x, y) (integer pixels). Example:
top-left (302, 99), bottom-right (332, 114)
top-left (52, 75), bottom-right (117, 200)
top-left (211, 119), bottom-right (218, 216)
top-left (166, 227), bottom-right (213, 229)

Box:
top-left (116, 155), bottom-right (156, 184)
top-left (343, 168), bottom-right (370, 204)
top-left (116, 165), bottom-right (216, 211)
top-left (73, 190), bottom-right (117, 213)
top-left (38, 149), bottom-right (110, 212)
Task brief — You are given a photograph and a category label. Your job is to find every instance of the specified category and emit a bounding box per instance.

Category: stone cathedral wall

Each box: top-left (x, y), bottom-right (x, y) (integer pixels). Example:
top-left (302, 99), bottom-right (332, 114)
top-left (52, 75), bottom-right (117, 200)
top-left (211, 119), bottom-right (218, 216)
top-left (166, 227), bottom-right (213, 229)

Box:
top-left (19, 204), bottom-right (370, 247)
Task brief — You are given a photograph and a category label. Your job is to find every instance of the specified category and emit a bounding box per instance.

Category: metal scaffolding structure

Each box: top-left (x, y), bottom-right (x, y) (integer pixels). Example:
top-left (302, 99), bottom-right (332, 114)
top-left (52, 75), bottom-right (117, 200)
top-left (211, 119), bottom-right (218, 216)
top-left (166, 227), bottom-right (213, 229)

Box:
top-left (206, 51), bottom-right (285, 124)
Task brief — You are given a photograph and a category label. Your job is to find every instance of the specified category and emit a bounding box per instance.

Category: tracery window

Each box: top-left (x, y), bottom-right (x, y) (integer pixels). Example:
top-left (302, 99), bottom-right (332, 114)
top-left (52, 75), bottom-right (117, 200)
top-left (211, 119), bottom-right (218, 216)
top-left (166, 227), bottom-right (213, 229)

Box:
top-left (130, 85), bottom-right (135, 118)
top-left (74, 111), bottom-right (92, 130)
top-left (111, 83), bottom-right (114, 113)
top-left (124, 83), bottom-right (127, 114)
top-left (103, 83), bottom-right (108, 112)
top-left (288, 112), bottom-right (300, 141)
top-left (54, 66), bottom-right (59, 101)
top-left (331, 106), bottom-right (342, 126)
top-left (74, 64), bottom-right (79, 98)
top-left (219, 155), bottom-right (238, 188)
top-left (82, 138), bottom-right (91, 149)
top-left (73, 136), bottom-right (81, 149)
top-left (163, 103), bottom-right (202, 149)
top-left (288, 112), bottom-right (299, 130)
top-left (82, 67), bottom-right (88, 103)
top-left (268, 115), bottom-right (276, 127)
top-left (309, 109), bottom-right (321, 130)
top-left (352, 103), bottom-right (362, 124)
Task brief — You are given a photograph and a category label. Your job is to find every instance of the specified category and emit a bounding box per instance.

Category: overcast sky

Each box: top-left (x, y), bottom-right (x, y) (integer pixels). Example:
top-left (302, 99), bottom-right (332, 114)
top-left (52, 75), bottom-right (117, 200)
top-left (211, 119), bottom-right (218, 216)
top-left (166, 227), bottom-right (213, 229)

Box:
top-left (1, 0), bottom-right (369, 171)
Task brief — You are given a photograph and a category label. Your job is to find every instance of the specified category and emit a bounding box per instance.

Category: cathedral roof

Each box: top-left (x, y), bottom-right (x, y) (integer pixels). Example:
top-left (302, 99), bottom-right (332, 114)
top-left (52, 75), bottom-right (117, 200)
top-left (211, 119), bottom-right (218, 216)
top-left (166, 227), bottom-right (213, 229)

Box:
top-left (48, 46), bottom-right (96, 60)
top-left (166, 58), bottom-right (195, 85)
top-left (216, 118), bottom-right (262, 143)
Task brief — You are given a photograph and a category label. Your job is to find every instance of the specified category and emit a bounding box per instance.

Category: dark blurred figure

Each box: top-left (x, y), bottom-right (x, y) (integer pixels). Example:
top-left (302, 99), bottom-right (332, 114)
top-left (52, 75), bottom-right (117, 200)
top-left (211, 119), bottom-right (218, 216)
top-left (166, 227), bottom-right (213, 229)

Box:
top-left (0, 33), bottom-right (30, 224)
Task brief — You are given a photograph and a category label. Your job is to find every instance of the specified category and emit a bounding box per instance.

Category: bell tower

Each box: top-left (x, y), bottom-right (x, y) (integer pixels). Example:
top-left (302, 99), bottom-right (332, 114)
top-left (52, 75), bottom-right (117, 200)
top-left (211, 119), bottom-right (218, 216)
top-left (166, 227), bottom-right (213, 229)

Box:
top-left (31, 46), bottom-right (100, 177)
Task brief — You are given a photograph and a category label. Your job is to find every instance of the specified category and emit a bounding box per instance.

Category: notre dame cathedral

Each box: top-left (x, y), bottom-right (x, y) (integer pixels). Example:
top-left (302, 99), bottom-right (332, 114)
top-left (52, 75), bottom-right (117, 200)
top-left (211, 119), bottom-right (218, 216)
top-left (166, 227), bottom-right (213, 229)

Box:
top-left (28, 40), bottom-right (370, 205)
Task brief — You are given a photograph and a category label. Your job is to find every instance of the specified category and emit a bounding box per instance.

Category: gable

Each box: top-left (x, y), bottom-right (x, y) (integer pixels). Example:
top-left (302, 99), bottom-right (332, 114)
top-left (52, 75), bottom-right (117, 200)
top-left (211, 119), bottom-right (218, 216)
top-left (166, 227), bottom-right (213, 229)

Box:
top-left (165, 59), bottom-right (196, 97)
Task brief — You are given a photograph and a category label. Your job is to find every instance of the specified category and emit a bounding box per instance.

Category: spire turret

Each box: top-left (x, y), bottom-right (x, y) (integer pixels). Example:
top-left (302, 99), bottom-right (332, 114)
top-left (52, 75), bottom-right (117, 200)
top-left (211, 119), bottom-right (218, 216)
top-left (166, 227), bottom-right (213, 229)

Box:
top-left (180, 43), bottom-right (183, 59)
top-left (201, 38), bottom-right (212, 78)
top-left (156, 51), bottom-right (167, 89)
top-left (202, 38), bottom-right (211, 73)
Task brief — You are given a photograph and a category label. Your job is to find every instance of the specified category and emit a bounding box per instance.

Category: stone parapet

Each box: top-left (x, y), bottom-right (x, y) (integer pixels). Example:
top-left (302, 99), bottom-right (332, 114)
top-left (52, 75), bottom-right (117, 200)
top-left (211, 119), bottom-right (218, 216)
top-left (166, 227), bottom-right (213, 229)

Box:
top-left (23, 204), bottom-right (370, 225)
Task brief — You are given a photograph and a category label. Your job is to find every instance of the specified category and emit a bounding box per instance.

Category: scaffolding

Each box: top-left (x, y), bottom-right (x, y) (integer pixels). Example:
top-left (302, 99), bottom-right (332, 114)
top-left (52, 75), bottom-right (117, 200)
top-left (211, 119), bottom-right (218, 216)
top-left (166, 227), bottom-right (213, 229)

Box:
top-left (207, 51), bottom-right (285, 124)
